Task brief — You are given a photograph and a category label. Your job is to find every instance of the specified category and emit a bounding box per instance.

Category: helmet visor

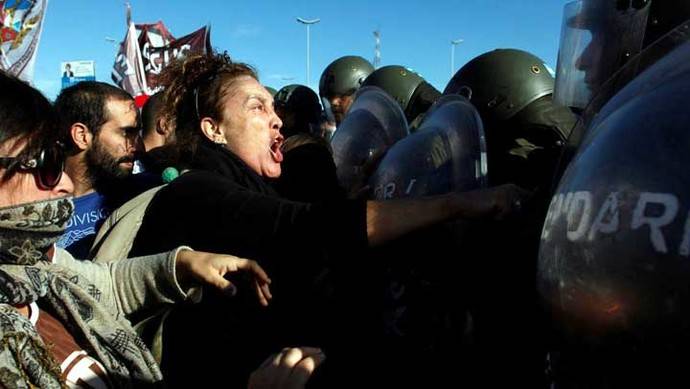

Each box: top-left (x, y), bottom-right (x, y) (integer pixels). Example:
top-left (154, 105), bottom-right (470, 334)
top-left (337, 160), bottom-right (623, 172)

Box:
top-left (554, 0), bottom-right (650, 109)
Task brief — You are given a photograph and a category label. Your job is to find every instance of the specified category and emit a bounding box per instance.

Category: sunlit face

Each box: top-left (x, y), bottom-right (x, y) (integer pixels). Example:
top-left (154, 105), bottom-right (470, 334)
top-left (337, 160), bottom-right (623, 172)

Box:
top-left (218, 76), bottom-right (284, 178)
top-left (86, 98), bottom-right (140, 181)
top-left (328, 93), bottom-right (355, 125)
top-left (0, 137), bottom-right (73, 208)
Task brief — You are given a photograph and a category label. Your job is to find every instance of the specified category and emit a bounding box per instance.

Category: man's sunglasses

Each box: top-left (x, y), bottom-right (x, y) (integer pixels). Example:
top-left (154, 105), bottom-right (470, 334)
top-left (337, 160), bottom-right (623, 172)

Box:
top-left (0, 142), bottom-right (65, 189)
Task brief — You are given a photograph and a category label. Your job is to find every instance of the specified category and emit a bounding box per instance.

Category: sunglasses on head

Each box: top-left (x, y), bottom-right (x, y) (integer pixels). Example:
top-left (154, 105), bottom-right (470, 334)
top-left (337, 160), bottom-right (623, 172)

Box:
top-left (0, 142), bottom-right (65, 189)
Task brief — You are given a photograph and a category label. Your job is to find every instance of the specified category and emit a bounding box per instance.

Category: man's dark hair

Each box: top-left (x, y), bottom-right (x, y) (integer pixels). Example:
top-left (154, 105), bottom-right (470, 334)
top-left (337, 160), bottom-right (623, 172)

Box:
top-left (141, 92), bottom-right (164, 138)
top-left (55, 81), bottom-right (134, 150)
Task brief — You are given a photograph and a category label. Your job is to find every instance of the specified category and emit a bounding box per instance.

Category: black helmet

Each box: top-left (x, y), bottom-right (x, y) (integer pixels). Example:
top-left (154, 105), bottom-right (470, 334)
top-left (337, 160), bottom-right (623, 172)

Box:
top-left (539, 35), bottom-right (690, 388)
top-left (362, 65), bottom-right (441, 126)
top-left (274, 84), bottom-right (322, 139)
top-left (319, 55), bottom-right (374, 99)
top-left (444, 49), bottom-right (555, 123)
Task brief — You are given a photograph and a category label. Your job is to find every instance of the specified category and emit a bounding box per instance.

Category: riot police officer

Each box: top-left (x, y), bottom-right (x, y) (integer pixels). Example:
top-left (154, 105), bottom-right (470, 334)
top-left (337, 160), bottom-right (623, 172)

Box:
top-left (271, 84), bottom-right (343, 203)
top-left (273, 84), bottom-right (322, 139)
top-left (539, 1), bottom-right (690, 387)
top-left (441, 49), bottom-right (577, 387)
top-left (445, 48), bottom-right (575, 192)
top-left (319, 55), bottom-right (374, 126)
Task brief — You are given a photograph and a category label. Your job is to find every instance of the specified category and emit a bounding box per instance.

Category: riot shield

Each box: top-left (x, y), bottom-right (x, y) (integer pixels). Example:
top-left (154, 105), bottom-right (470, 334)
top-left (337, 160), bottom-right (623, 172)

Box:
top-left (539, 37), bottom-right (690, 387)
top-left (330, 86), bottom-right (409, 197)
top-left (366, 95), bottom-right (487, 384)
top-left (369, 94), bottom-right (487, 200)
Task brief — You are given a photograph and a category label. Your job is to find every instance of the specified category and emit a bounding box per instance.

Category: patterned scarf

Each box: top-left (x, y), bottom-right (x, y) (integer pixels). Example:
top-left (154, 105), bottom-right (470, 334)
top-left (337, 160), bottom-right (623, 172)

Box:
top-left (0, 197), bottom-right (73, 265)
top-left (0, 197), bottom-right (162, 388)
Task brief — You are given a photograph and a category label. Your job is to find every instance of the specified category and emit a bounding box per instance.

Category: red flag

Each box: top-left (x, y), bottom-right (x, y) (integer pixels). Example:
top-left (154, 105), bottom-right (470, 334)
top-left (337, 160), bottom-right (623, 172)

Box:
top-left (136, 21), bottom-right (174, 47)
top-left (111, 17), bottom-right (211, 96)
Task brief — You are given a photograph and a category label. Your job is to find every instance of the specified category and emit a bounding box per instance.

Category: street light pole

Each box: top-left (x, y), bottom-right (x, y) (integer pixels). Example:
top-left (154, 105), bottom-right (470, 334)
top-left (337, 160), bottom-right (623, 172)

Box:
top-left (296, 17), bottom-right (320, 88)
top-left (105, 37), bottom-right (120, 55)
top-left (450, 38), bottom-right (464, 77)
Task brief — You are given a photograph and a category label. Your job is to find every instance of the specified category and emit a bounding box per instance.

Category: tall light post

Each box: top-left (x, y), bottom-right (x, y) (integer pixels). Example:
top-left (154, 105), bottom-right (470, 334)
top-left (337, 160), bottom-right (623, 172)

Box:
top-left (296, 17), bottom-right (320, 88)
top-left (105, 37), bottom-right (120, 55)
top-left (105, 37), bottom-right (118, 48)
top-left (373, 29), bottom-right (381, 68)
top-left (450, 38), bottom-right (464, 77)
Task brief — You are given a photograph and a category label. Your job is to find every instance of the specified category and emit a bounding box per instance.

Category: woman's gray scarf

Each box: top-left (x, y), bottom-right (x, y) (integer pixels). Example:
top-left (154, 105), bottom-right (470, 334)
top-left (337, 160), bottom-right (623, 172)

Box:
top-left (0, 197), bottom-right (162, 388)
top-left (0, 197), bottom-right (73, 265)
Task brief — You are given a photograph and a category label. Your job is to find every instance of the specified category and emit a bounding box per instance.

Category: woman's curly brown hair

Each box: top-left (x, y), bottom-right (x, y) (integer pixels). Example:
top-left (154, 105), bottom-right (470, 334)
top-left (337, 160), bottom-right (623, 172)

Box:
top-left (156, 51), bottom-right (257, 167)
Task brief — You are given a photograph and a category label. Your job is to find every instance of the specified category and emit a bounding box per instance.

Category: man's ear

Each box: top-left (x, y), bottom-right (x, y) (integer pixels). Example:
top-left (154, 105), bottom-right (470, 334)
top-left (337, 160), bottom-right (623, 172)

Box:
top-left (199, 117), bottom-right (227, 144)
top-left (70, 123), bottom-right (92, 151)
top-left (156, 116), bottom-right (177, 140)
top-left (155, 117), bottom-right (168, 136)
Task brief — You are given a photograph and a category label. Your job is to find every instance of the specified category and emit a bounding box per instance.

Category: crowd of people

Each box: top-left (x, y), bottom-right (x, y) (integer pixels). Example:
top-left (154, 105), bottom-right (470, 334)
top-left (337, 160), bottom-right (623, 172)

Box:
top-left (1, 0), bottom-right (690, 387)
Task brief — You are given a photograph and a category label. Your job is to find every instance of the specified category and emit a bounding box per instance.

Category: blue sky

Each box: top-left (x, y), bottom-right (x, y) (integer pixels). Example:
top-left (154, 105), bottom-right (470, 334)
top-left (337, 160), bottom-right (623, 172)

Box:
top-left (33, 0), bottom-right (572, 100)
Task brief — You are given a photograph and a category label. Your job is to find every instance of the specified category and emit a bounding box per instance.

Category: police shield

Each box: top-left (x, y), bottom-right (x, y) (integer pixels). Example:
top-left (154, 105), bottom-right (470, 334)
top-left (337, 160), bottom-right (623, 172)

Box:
top-left (369, 94), bottom-right (487, 200)
top-left (539, 38), bottom-right (690, 386)
top-left (330, 86), bottom-right (409, 196)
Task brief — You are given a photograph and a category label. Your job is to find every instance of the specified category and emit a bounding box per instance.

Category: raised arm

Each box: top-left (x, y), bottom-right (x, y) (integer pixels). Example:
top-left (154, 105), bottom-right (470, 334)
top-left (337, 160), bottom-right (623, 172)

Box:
top-left (365, 184), bottom-right (528, 246)
top-left (53, 248), bottom-right (271, 320)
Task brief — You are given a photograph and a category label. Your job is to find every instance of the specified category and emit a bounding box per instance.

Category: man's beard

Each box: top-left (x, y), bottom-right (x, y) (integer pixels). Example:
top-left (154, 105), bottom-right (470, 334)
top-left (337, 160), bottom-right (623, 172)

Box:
top-left (332, 109), bottom-right (345, 126)
top-left (86, 139), bottom-right (134, 190)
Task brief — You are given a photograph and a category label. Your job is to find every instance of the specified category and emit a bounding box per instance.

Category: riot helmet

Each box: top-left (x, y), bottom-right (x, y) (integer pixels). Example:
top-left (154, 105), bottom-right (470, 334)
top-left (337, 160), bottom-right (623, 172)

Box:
top-left (553, 0), bottom-right (690, 183)
top-left (319, 56), bottom-right (374, 126)
top-left (362, 65), bottom-right (441, 128)
top-left (554, 0), bottom-right (690, 112)
top-left (445, 49), bottom-right (575, 190)
top-left (444, 49), bottom-right (555, 123)
top-left (274, 84), bottom-right (322, 139)
top-left (539, 31), bottom-right (690, 388)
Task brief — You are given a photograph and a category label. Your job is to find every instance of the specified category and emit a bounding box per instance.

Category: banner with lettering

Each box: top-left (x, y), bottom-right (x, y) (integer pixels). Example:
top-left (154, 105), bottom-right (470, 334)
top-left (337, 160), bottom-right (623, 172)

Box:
top-left (112, 20), bottom-right (210, 96)
top-left (141, 25), bottom-right (210, 92)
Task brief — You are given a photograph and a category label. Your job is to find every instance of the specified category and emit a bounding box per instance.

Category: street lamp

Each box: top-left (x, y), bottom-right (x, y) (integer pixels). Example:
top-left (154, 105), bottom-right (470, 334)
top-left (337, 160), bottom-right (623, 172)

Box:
top-left (296, 17), bottom-right (320, 88)
top-left (105, 36), bottom-right (120, 53)
top-left (450, 38), bottom-right (464, 77)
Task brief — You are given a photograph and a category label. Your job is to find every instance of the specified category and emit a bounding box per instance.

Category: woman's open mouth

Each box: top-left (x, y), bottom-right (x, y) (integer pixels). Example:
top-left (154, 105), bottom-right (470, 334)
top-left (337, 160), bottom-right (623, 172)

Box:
top-left (270, 138), bottom-right (284, 163)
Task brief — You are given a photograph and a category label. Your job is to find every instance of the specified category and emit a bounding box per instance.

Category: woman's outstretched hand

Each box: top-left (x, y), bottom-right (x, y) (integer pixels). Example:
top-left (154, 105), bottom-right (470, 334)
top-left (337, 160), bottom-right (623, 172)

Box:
top-left (176, 249), bottom-right (272, 306)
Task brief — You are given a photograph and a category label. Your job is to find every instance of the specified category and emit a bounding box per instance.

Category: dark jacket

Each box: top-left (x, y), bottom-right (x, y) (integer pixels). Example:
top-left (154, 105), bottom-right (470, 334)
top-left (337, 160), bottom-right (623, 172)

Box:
top-left (129, 140), bottom-right (369, 387)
